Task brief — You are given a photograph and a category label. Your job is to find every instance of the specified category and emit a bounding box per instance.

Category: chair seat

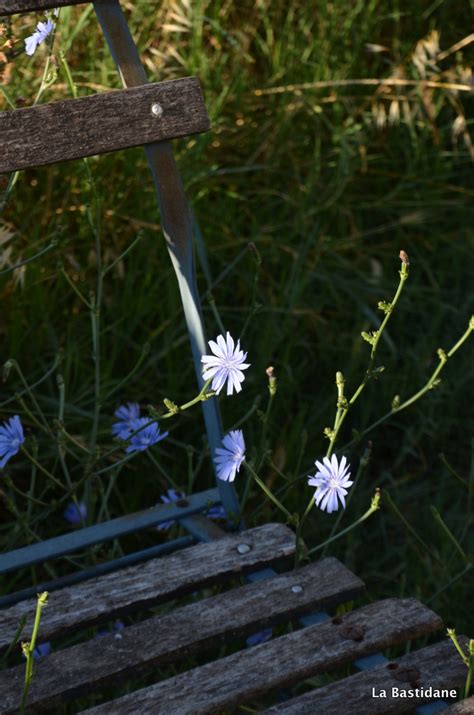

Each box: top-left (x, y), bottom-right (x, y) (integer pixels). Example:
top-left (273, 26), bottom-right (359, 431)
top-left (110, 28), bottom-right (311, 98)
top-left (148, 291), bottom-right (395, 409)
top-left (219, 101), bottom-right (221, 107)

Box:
top-left (0, 523), bottom-right (464, 714)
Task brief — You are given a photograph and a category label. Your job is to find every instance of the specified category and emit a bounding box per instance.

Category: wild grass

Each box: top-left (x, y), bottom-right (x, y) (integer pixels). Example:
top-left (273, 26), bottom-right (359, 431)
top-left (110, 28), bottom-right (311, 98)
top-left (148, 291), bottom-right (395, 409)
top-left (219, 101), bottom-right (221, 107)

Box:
top-left (1, 0), bottom-right (473, 689)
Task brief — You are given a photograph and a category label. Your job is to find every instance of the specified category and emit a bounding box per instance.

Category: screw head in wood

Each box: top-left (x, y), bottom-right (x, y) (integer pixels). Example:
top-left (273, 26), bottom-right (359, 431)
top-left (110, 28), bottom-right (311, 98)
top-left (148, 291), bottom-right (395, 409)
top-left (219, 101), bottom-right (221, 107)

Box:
top-left (151, 102), bottom-right (163, 118)
top-left (236, 543), bottom-right (251, 554)
top-left (291, 585), bottom-right (303, 594)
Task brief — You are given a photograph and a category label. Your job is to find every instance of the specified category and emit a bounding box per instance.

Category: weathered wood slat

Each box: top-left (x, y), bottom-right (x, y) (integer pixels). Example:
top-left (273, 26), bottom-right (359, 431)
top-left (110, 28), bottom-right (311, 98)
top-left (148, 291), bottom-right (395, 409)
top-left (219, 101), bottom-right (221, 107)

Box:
top-left (0, 558), bottom-right (365, 713)
top-left (82, 598), bottom-right (443, 714)
top-left (0, 523), bottom-right (294, 655)
top-left (262, 638), bottom-right (469, 714)
top-left (439, 696), bottom-right (474, 713)
top-left (0, 1), bottom-right (86, 17)
top-left (0, 78), bottom-right (209, 173)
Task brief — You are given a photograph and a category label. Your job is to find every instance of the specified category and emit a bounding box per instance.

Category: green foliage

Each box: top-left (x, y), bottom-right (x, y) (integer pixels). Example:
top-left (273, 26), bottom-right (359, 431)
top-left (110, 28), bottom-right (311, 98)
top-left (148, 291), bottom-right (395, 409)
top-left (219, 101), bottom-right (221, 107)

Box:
top-left (1, 0), bottom-right (473, 663)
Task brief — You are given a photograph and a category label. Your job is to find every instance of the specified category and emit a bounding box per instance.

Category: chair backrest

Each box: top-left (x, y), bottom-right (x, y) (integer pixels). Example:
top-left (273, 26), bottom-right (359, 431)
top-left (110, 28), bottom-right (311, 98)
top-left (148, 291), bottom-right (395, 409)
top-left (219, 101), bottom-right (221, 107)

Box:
top-left (0, 0), bottom-right (240, 600)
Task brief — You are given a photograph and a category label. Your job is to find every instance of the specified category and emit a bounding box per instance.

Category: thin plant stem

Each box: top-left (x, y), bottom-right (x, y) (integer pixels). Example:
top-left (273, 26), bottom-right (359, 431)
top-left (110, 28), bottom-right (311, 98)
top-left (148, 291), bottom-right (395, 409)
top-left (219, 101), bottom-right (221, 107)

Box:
top-left (244, 462), bottom-right (292, 521)
top-left (464, 641), bottom-right (474, 699)
top-left (19, 592), bottom-right (48, 715)
top-left (344, 316), bottom-right (474, 450)
top-left (60, 267), bottom-right (93, 309)
top-left (327, 258), bottom-right (409, 457)
top-left (102, 231), bottom-right (144, 276)
top-left (321, 443), bottom-right (372, 558)
top-left (308, 489), bottom-right (381, 555)
top-left (3, 475), bottom-right (49, 507)
top-left (0, 240), bottom-right (58, 276)
top-left (0, 353), bottom-right (62, 409)
top-left (146, 450), bottom-right (179, 490)
top-left (0, 616), bottom-right (27, 667)
top-left (21, 447), bottom-right (65, 491)
top-left (5, 360), bottom-right (50, 429)
top-left (430, 506), bottom-right (467, 561)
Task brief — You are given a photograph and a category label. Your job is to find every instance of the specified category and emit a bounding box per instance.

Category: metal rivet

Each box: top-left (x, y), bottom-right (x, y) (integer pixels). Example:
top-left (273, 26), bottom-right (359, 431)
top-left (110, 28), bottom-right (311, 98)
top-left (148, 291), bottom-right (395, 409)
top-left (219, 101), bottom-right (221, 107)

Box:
top-left (236, 543), bottom-right (251, 554)
top-left (291, 585), bottom-right (303, 594)
top-left (151, 102), bottom-right (163, 118)
top-left (114, 633), bottom-right (123, 640)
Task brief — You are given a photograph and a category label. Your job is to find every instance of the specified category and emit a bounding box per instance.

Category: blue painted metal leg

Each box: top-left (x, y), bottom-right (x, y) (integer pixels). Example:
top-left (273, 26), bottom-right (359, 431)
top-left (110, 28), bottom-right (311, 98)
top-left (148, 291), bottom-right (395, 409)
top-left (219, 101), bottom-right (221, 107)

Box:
top-left (93, 0), bottom-right (240, 519)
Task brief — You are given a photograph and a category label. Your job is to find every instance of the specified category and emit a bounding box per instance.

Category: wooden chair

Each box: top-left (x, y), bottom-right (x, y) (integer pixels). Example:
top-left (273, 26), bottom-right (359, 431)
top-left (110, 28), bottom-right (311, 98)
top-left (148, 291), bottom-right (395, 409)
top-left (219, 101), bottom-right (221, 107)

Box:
top-left (0, 2), bottom-right (470, 713)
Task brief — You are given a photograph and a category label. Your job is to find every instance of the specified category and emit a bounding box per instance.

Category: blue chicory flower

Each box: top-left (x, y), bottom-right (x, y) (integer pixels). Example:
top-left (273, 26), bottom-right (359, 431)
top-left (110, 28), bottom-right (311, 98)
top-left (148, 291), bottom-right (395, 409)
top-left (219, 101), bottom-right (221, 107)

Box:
top-left (0, 415), bottom-right (25, 469)
top-left (96, 620), bottom-right (124, 639)
top-left (112, 402), bottom-right (141, 440)
top-left (25, 19), bottom-right (55, 56)
top-left (214, 430), bottom-right (246, 482)
top-left (206, 504), bottom-right (227, 520)
top-left (308, 455), bottom-right (353, 513)
top-left (125, 418), bottom-right (168, 454)
top-left (156, 490), bottom-right (228, 531)
top-left (156, 488), bottom-right (186, 531)
top-left (63, 501), bottom-right (87, 526)
top-left (246, 628), bottom-right (273, 647)
top-left (33, 642), bottom-right (51, 659)
top-left (201, 332), bottom-right (250, 396)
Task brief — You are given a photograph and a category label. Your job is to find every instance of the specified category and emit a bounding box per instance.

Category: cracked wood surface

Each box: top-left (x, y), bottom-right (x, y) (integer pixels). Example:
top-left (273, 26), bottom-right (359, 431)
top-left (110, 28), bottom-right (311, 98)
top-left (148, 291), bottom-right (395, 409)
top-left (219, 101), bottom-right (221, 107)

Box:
top-left (0, 523), bottom-right (295, 655)
top-left (0, 558), bottom-right (364, 713)
top-left (438, 696), bottom-right (474, 714)
top-left (0, 78), bottom-right (209, 173)
top-left (83, 598), bottom-right (443, 714)
top-left (263, 638), bottom-right (469, 714)
top-left (0, 0), bottom-right (85, 14)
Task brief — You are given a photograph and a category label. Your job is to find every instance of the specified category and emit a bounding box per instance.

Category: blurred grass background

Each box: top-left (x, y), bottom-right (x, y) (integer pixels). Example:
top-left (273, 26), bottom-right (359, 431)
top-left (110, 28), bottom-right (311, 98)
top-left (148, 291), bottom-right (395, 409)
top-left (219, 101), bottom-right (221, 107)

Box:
top-left (1, 0), bottom-right (473, 649)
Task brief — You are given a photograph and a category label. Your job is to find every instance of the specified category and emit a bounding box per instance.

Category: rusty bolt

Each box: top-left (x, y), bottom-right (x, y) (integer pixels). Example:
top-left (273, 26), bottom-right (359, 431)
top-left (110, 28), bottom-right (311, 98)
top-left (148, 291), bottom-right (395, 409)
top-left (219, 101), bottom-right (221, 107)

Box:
top-left (392, 666), bottom-right (420, 683)
top-left (339, 623), bottom-right (365, 642)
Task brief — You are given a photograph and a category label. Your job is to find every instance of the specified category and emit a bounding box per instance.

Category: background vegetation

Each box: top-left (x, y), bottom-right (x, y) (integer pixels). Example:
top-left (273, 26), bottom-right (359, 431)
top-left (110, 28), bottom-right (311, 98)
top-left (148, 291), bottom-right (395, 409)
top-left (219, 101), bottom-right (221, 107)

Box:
top-left (1, 0), bottom-right (473, 695)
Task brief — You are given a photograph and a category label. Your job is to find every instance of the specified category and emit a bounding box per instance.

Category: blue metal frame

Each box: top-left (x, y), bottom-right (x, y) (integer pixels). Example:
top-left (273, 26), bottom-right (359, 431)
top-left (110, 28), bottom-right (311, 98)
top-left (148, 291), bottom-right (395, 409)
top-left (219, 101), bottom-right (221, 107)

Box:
top-left (93, 0), bottom-right (240, 520)
top-left (0, 488), bottom-right (219, 575)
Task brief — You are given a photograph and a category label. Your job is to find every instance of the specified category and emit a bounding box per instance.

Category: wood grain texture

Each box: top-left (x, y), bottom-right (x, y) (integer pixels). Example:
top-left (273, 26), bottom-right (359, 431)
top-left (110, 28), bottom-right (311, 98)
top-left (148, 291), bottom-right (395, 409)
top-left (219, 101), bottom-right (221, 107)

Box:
top-left (0, 78), bottom-right (210, 173)
top-left (0, 523), bottom-right (295, 655)
top-left (438, 696), bottom-right (474, 713)
top-left (262, 638), bottom-right (469, 714)
top-left (0, 558), bottom-right (365, 713)
top-left (83, 598), bottom-right (443, 715)
top-left (0, 1), bottom-right (86, 17)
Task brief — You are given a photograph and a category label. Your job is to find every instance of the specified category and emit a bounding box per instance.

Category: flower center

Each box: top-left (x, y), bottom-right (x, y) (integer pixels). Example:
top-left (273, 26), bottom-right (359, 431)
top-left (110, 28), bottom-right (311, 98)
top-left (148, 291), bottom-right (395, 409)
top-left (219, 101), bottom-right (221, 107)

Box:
top-left (11, 438), bottom-right (20, 449)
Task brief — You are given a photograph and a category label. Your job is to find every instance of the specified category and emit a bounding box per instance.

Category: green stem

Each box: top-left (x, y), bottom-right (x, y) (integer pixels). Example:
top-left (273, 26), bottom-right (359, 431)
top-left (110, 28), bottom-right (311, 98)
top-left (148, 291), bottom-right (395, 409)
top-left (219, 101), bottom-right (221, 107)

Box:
top-left (308, 489), bottom-right (381, 555)
top-left (102, 231), bottom-right (144, 276)
top-left (146, 450), bottom-right (179, 490)
top-left (0, 240), bottom-right (57, 277)
top-left (327, 260), bottom-right (409, 455)
top-left (94, 452), bottom-right (138, 476)
top-left (244, 462), bottom-right (292, 520)
top-left (19, 592), bottom-right (48, 715)
top-left (5, 360), bottom-right (50, 429)
top-left (4, 475), bottom-right (48, 507)
top-left (346, 317), bottom-right (474, 450)
top-left (60, 267), bottom-right (93, 309)
top-left (21, 447), bottom-right (65, 491)
top-left (465, 641), bottom-right (474, 699)
top-left (321, 443), bottom-right (372, 558)
top-left (0, 353), bottom-right (62, 409)
top-left (0, 615), bottom-right (26, 667)
top-left (172, 378), bottom-right (214, 413)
